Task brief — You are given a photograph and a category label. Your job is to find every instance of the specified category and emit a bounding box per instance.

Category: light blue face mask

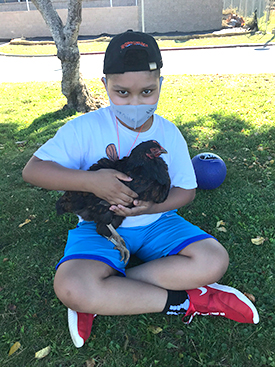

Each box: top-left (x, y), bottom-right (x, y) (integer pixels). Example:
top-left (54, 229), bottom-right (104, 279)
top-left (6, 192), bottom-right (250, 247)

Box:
top-left (104, 76), bottom-right (163, 129)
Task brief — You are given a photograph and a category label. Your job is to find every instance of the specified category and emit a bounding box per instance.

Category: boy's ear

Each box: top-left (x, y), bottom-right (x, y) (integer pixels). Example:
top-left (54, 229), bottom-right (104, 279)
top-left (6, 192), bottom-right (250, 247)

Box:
top-left (101, 77), bottom-right (107, 90)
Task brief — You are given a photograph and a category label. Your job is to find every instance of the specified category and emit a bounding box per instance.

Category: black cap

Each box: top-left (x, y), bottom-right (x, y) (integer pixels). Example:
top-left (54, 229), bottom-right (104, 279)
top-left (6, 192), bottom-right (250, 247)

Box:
top-left (103, 30), bottom-right (163, 74)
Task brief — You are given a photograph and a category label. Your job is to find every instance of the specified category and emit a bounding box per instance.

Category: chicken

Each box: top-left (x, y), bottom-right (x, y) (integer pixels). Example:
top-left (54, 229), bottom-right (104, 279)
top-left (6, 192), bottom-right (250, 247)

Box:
top-left (56, 140), bottom-right (171, 263)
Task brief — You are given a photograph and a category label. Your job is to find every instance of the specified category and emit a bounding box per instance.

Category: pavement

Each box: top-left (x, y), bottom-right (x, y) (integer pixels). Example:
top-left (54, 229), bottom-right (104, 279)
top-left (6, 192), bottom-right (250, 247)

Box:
top-left (0, 42), bottom-right (275, 82)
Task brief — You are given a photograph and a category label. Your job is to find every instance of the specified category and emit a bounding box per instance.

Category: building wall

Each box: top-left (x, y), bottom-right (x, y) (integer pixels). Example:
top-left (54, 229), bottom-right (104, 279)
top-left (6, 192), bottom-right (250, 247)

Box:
top-left (0, 0), bottom-right (222, 40)
top-left (140, 0), bottom-right (223, 33)
top-left (0, 6), bottom-right (138, 39)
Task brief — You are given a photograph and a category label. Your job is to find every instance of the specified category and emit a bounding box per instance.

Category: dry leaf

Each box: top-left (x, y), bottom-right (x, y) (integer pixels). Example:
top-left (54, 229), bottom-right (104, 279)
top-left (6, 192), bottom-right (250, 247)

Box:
top-left (251, 237), bottom-right (265, 245)
top-left (123, 334), bottom-right (129, 351)
top-left (217, 227), bottom-right (227, 233)
top-left (86, 358), bottom-right (96, 367)
top-left (35, 346), bottom-right (51, 359)
top-left (244, 292), bottom-right (256, 303)
top-left (257, 146), bottom-right (264, 151)
top-left (8, 342), bottom-right (21, 356)
top-left (148, 325), bottom-right (162, 334)
top-left (19, 219), bottom-right (31, 228)
top-left (216, 220), bottom-right (226, 228)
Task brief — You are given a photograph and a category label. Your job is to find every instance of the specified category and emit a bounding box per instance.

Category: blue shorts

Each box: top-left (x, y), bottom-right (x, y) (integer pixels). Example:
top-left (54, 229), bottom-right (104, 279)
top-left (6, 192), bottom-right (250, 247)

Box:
top-left (56, 210), bottom-right (215, 276)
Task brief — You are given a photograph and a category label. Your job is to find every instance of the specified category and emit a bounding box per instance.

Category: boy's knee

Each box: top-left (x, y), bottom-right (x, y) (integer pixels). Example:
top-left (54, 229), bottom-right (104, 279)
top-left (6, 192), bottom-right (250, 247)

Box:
top-left (54, 274), bottom-right (81, 310)
top-left (207, 240), bottom-right (229, 281)
top-left (54, 272), bottom-right (96, 312)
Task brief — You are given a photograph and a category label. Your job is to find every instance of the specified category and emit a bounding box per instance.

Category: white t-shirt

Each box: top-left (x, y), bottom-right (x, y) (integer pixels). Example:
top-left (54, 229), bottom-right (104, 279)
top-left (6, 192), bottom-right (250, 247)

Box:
top-left (34, 106), bottom-right (197, 227)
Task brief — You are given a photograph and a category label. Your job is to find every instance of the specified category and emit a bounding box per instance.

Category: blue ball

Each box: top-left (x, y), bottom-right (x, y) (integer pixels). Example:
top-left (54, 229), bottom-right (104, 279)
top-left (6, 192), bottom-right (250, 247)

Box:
top-left (192, 153), bottom-right (227, 190)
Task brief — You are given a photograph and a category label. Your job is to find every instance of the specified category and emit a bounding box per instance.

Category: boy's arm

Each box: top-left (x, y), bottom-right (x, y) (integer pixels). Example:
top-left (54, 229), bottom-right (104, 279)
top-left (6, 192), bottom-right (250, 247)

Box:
top-left (22, 156), bottom-right (138, 206)
top-left (109, 186), bottom-right (196, 216)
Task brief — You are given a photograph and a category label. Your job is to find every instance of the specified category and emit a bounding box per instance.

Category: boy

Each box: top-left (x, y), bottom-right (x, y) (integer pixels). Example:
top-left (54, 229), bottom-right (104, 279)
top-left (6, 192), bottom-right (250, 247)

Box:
top-left (22, 30), bottom-right (259, 348)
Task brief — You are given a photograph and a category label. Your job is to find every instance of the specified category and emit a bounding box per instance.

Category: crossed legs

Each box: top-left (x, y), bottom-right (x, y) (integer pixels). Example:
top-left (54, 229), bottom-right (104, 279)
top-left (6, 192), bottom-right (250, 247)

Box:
top-left (54, 238), bottom-right (229, 315)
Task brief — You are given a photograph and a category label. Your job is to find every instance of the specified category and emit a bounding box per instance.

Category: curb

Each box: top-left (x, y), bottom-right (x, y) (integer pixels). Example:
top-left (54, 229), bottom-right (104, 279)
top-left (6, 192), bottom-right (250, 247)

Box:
top-left (0, 42), bottom-right (274, 58)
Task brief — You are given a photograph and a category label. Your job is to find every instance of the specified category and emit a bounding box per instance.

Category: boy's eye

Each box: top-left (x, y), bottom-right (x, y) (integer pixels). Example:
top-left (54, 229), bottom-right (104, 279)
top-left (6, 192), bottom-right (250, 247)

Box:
top-left (142, 89), bottom-right (152, 95)
top-left (117, 90), bottom-right (128, 96)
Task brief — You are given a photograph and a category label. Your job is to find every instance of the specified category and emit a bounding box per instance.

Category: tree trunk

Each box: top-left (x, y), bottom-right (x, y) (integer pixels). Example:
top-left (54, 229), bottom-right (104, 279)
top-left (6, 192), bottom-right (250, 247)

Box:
top-left (57, 43), bottom-right (97, 112)
top-left (31, 0), bottom-right (101, 112)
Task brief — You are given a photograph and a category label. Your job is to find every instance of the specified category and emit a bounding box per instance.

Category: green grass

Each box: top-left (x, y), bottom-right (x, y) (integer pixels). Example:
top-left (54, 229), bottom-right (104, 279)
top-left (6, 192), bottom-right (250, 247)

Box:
top-left (1, 14), bottom-right (275, 56)
top-left (0, 75), bottom-right (275, 367)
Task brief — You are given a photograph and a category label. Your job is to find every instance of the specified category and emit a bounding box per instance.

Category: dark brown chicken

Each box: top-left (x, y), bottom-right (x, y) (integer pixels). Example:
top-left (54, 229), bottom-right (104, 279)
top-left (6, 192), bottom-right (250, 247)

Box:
top-left (56, 140), bottom-right (171, 263)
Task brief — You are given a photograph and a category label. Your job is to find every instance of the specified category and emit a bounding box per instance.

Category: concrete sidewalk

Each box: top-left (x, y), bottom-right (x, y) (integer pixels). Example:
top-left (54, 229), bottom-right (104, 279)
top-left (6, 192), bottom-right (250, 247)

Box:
top-left (0, 43), bottom-right (274, 83)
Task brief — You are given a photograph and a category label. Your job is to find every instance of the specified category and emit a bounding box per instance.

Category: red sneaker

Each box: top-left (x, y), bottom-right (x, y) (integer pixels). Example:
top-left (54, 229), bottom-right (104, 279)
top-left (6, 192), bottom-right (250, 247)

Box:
top-left (68, 308), bottom-right (97, 348)
top-left (184, 283), bottom-right (259, 324)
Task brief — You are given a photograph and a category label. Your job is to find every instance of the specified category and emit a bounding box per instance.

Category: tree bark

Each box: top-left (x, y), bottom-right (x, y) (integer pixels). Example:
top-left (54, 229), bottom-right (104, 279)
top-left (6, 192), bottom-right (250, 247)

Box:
top-left (31, 0), bottom-right (101, 112)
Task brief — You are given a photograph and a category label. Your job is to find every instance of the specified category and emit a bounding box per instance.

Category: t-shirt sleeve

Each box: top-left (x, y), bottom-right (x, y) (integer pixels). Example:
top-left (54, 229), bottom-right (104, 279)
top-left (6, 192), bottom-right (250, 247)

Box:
top-left (34, 120), bottom-right (84, 170)
top-left (167, 126), bottom-right (197, 190)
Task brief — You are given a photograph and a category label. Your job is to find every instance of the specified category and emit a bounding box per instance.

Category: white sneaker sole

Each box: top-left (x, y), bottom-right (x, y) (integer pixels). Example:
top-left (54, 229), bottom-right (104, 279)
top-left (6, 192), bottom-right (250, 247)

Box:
top-left (68, 308), bottom-right (85, 348)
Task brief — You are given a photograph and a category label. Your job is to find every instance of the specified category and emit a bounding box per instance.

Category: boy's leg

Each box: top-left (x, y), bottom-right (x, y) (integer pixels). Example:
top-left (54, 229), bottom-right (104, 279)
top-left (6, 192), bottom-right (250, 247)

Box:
top-left (54, 237), bottom-right (228, 315)
top-left (55, 237), bottom-right (258, 347)
top-left (126, 237), bottom-right (229, 290)
top-left (54, 258), bottom-right (168, 315)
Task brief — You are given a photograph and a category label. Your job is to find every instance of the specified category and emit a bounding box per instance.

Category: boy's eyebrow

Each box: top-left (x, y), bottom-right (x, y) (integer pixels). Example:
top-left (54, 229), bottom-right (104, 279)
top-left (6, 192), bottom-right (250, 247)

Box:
top-left (112, 83), bottom-right (158, 89)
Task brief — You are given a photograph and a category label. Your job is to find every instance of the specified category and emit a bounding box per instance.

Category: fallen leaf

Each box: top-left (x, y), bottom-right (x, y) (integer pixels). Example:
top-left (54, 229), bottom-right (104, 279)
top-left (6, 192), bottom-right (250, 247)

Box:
top-left (8, 342), bottom-right (21, 356)
top-left (244, 292), bottom-right (256, 303)
top-left (3, 258), bottom-right (9, 262)
top-left (35, 346), bottom-right (51, 359)
top-left (86, 358), bottom-right (96, 367)
top-left (217, 227), bottom-right (227, 233)
top-left (257, 146), bottom-right (264, 151)
top-left (216, 220), bottom-right (226, 228)
top-left (148, 325), bottom-right (163, 334)
top-left (18, 219), bottom-right (31, 228)
top-left (251, 237), bottom-right (265, 245)
top-left (123, 334), bottom-right (129, 351)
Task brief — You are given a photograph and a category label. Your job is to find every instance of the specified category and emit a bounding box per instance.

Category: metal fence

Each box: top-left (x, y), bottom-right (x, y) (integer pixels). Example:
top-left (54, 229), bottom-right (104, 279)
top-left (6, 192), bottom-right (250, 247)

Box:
top-left (223, 0), bottom-right (270, 17)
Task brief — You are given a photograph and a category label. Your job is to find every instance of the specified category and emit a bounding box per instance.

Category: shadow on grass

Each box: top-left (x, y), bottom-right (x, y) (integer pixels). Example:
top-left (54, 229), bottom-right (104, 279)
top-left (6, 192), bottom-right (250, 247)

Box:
top-left (1, 107), bottom-right (275, 367)
top-left (16, 108), bottom-right (78, 144)
top-left (175, 111), bottom-right (275, 153)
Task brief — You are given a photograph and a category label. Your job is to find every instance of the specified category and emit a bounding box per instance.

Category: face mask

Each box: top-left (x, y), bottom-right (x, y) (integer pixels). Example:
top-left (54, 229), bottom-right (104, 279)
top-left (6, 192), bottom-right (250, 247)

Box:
top-left (104, 77), bottom-right (163, 129)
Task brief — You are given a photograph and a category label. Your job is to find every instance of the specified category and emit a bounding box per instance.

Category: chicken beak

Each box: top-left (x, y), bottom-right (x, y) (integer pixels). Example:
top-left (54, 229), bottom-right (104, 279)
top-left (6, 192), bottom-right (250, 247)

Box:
top-left (160, 146), bottom-right (168, 154)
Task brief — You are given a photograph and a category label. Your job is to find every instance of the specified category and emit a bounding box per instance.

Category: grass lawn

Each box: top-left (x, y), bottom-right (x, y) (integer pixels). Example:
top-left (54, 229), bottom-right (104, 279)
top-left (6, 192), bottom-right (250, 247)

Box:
top-left (0, 74), bottom-right (275, 367)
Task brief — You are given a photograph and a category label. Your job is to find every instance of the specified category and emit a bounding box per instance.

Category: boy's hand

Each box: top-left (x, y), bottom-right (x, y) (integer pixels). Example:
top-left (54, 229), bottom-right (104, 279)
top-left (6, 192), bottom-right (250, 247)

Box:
top-left (90, 169), bottom-right (138, 206)
top-left (109, 199), bottom-right (154, 217)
